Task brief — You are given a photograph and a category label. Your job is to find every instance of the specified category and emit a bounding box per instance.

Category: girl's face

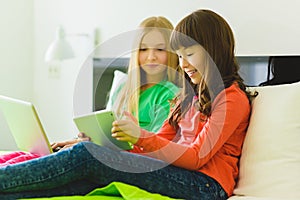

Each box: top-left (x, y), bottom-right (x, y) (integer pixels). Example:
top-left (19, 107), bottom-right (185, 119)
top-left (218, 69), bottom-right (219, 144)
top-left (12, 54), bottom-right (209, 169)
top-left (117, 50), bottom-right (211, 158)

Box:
top-left (139, 30), bottom-right (168, 79)
top-left (176, 45), bottom-right (206, 84)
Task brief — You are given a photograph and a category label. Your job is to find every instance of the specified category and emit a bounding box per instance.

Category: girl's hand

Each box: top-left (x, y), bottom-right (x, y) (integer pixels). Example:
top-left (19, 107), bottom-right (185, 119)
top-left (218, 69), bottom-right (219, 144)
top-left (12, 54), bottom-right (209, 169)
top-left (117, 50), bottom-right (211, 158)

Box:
top-left (51, 132), bottom-right (91, 152)
top-left (111, 111), bottom-right (141, 144)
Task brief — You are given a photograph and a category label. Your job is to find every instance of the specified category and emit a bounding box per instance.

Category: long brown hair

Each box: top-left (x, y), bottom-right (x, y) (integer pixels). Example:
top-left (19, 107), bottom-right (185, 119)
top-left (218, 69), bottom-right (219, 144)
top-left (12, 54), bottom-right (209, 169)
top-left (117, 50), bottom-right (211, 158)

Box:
top-left (169, 9), bottom-right (255, 129)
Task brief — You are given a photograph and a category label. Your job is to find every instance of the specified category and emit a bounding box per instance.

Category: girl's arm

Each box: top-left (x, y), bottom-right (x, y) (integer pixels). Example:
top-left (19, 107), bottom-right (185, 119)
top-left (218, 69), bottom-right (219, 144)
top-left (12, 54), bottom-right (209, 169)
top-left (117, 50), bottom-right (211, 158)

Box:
top-left (112, 87), bottom-right (250, 170)
top-left (135, 88), bottom-right (250, 170)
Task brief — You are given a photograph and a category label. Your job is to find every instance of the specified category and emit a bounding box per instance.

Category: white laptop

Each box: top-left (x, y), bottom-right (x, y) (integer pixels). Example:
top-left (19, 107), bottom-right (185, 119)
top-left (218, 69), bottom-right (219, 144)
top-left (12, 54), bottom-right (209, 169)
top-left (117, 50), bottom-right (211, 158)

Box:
top-left (0, 95), bottom-right (53, 156)
top-left (73, 110), bottom-right (133, 150)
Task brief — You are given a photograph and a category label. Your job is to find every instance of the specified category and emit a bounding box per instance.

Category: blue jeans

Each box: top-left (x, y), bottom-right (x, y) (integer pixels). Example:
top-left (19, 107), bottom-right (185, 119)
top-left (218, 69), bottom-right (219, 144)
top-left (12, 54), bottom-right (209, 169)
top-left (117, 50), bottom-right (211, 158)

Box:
top-left (0, 142), bottom-right (227, 200)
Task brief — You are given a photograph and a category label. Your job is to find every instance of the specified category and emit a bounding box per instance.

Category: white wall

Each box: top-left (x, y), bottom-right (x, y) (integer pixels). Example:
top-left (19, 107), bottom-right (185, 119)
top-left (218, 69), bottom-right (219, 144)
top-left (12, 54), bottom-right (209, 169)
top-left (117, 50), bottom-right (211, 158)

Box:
top-left (33, 0), bottom-right (300, 144)
top-left (1, 0), bottom-right (300, 149)
top-left (33, 0), bottom-right (300, 56)
top-left (0, 1), bottom-right (34, 100)
top-left (32, 0), bottom-right (204, 144)
top-left (0, 0), bottom-right (34, 150)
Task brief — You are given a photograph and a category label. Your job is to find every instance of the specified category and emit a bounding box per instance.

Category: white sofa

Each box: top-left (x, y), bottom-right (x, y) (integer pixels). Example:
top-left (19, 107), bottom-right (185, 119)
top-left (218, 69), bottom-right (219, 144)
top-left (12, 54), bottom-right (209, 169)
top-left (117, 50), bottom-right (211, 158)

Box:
top-left (1, 72), bottom-right (299, 199)
top-left (228, 81), bottom-right (300, 200)
top-left (108, 71), bottom-right (300, 199)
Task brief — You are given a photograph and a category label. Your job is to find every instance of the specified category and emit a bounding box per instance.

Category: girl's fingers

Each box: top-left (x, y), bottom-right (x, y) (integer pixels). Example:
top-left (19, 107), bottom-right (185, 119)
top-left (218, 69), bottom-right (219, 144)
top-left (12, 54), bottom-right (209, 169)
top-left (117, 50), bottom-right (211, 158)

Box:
top-left (51, 138), bottom-right (79, 150)
top-left (51, 142), bottom-right (66, 149)
top-left (112, 132), bottom-right (129, 141)
top-left (78, 132), bottom-right (91, 140)
top-left (111, 125), bottom-right (120, 133)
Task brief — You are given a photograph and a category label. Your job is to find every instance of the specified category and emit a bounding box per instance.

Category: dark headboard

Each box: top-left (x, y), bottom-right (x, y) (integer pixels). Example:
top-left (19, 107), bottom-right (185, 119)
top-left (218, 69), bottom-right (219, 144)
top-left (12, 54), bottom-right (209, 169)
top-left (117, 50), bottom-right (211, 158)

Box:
top-left (93, 56), bottom-right (299, 111)
top-left (93, 58), bottom-right (129, 111)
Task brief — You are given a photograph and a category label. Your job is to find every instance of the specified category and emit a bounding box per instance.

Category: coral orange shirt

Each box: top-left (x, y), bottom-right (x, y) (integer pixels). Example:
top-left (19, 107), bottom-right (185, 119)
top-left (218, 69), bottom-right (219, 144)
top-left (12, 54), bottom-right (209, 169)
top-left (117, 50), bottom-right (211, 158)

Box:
top-left (133, 83), bottom-right (251, 196)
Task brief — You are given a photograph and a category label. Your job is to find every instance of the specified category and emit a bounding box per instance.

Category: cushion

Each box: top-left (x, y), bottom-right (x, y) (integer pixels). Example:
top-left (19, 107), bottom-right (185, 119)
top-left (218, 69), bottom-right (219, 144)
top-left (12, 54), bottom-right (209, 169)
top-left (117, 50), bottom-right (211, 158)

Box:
top-left (105, 70), bottom-right (127, 110)
top-left (233, 81), bottom-right (300, 198)
top-left (0, 151), bottom-right (40, 167)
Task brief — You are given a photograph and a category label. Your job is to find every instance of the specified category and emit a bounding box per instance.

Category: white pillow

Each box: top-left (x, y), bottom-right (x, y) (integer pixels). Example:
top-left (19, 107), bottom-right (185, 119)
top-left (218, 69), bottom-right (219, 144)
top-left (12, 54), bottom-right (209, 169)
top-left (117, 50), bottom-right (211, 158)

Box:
top-left (233, 81), bottom-right (300, 198)
top-left (105, 70), bottom-right (128, 110)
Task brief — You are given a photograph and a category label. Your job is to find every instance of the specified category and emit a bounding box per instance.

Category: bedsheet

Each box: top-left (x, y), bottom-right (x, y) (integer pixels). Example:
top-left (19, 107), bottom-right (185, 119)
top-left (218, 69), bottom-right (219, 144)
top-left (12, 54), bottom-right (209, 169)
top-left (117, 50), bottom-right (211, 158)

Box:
top-left (0, 151), bottom-right (40, 167)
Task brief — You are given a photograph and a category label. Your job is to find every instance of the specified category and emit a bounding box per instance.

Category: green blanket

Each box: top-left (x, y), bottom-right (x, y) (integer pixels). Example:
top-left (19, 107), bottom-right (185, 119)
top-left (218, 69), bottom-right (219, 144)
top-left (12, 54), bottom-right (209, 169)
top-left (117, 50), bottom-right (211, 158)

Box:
top-left (22, 182), bottom-right (181, 200)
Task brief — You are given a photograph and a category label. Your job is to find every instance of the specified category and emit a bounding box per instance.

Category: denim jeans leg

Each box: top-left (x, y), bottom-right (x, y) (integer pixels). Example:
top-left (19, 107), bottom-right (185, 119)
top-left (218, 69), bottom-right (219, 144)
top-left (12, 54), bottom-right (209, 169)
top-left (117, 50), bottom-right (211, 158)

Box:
top-left (78, 142), bottom-right (228, 200)
top-left (0, 141), bottom-right (228, 200)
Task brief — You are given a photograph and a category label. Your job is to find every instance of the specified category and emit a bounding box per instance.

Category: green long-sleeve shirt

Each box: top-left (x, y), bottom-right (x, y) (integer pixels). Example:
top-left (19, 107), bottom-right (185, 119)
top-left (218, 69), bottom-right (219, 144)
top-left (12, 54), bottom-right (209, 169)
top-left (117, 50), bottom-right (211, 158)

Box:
top-left (107, 80), bottom-right (179, 132)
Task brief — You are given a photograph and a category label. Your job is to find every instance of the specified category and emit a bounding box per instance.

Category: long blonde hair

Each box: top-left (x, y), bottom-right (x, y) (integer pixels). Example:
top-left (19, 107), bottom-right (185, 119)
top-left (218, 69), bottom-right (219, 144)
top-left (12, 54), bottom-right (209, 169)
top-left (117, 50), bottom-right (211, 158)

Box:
top-left (114, 16), bottom-right (181, 121)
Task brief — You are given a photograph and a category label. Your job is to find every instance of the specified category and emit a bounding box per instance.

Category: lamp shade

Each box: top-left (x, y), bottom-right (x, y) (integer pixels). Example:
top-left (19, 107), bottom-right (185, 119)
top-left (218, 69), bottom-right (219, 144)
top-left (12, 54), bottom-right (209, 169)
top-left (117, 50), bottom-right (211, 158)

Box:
top-left (45, 26), bottom-right (75, 62)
